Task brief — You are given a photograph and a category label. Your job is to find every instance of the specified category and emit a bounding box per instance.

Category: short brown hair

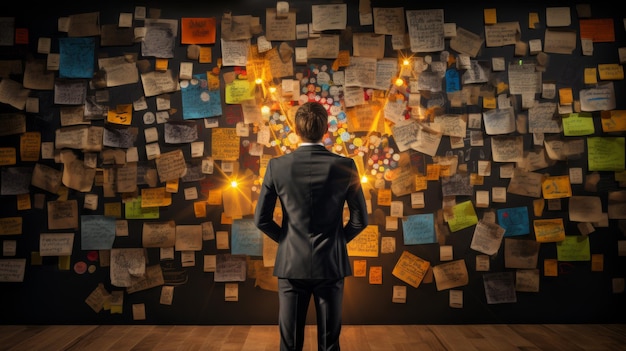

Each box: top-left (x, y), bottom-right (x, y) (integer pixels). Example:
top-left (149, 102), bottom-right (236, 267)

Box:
top-left (294, 102), bottom-right (328, 142)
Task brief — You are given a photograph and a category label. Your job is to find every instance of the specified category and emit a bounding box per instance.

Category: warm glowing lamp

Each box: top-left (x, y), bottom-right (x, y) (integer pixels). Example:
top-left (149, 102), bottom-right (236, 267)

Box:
top-left (268, 86), bottom-right (277, 94)
top-left (230, 180), bottom-right (238, 188)
top-left (255, 78), bottom-right (263, 85)
top-left (402, 59), bottom-right (411, 66)
top-left (361, 175), bottom-right (368, 183)
top-left (394, 77), bottom-right (404, 87)
top-left (261, 105), bottom-right (271, 117)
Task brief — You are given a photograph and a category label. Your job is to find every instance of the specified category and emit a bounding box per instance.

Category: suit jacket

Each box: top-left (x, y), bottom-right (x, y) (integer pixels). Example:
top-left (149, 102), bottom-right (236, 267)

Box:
top-left (254, 144), bottom-right (368, 279)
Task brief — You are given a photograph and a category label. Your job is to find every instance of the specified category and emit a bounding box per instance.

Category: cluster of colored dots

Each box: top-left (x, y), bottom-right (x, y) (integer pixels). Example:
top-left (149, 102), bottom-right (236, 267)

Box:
top-left (264, 63), bottom-right (399, 177)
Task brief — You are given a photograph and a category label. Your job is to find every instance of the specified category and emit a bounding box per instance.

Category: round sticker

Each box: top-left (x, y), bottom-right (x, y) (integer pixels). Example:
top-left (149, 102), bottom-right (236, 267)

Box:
top-left (200, 91), bottom-right (210, 102)
top-left (87, 251), bottom-right (99, 262)
top-left (74, 261), bottom-right (87, 275)
top-left (88, 265), bottom-right (97, 274)
top-left (143, 112), bottom-right (155, 124)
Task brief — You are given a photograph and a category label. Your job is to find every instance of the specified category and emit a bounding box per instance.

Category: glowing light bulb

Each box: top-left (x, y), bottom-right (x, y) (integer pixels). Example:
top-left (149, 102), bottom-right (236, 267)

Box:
top-left (268, 86), bottom-right (277, 94)
top-left (394, 78), bottom-right (404, 87)
top-left (361, 175), bottom-right (368, 184)
top-left (255, 78), bottom-right (263, 85)
top-left (261, 105), bottom-right (271, 117)
top-left (402, 59), bottom-right (410, 66)
top-left (230, 180), bottom-right (238, 188)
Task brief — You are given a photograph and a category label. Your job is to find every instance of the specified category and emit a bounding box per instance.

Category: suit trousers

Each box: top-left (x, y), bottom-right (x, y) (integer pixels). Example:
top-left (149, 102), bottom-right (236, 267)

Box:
top-left (277, 277), bottom-right (345, 351)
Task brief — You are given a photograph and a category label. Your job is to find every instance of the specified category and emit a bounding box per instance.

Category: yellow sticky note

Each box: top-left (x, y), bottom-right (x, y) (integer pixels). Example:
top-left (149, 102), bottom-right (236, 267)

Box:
top-left (447, 200), bottom-right (478, 232)
top-left (110, 305), bottom-right (123, 314)
top-left (199, 47), bottom-right (212, 63)
top-left (141, 188), bottom-right (172, 207)
top-left (20, 131), bottom-right (41, 162)
top-left (221, 212), bottom-right (233, 225)
top-left (558, 88), bottom-right (573, 105)
top-left (107, 104), bottom-right (133, 125)
top-left (496, 81), bottom-right (509, 94)
top-left (601, 110), bottom-right (626, 132)
top-left (155, 58), bottom-right (168, 71)
top-left (225, 79), bottom-right (256, 104)
top-left (377, 188), bottom-right (392, 206)
top-left (541, 175), bottom-right (572, 199)
top-left (17, 193), bottom-right (31, 211)
top-left (415, 174), bottom-right (427, 191)
top-left (591, 254), bottom-right (604, 271)
top-left (58, 255), bottom-right (71, 270)
top-left (482, 96), bottom-right (496, 109)
top-left (584, 67), bottom-right (598, 84)
top-left (529, 12), bottom-right (539, 29)
top-left (0, 147), bottom-right (16, 166)
top-left (484, 8), bottom-right (497, 24)
top-left (598, 63), bottom-right (624, 80)
top-left (533, 199), bottom-right (545, 216)
top-left (166, 178), bottom-right (179, 193)
top-left (544, 259), bottom-right (558, 276)
top-left (533, 218), bottom-right (566, 243)
top-left (426, 164), bottom-right (440, 180)
top-left (104, 202), bottom-right (122, 218)
top-left (194, 201), bottom-right (207, 218)
top-left (207, 189), bottom-right (222, 205)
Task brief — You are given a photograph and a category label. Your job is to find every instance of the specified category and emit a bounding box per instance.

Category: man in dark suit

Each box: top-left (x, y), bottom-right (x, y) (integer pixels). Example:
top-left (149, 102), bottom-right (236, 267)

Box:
top-left (254, 101), bottom-right (369, 351)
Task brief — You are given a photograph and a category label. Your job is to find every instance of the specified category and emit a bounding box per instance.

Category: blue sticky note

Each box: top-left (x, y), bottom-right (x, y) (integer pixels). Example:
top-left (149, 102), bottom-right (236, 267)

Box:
top-left (445, 69), bottom-right (460, 93)
top-left (59, 37), bottom-right (95, 79)
top-left (182, 73), bottom-right (223, 119)
top-left (231, 218), bottom-right (263, 256)
top-left (497, 207), bottom-right (530, 237)
top-left (402, 213), bottom-right (436, 245)
top-left (81, 215), bottom-right (116, 250)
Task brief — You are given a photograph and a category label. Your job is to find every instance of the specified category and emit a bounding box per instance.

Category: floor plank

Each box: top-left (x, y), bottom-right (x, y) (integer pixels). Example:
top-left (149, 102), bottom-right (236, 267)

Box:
top-left (0, 324), bottom-right (625, 351)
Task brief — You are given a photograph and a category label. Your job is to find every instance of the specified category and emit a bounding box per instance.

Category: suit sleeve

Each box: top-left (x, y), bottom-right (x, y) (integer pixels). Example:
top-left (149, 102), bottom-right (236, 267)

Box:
top-left (253, 161), bottom-right (282, 242)
top-left (343, 159), bottom-right (368, 243)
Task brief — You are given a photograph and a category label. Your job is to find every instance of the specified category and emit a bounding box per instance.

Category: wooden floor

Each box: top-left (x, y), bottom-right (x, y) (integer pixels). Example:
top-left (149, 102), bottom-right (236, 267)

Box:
top-left (1, 324), bottom-right (625, 351)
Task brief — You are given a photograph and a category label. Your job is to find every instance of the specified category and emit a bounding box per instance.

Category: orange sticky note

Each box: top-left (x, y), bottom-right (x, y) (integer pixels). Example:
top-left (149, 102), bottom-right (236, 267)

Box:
top-left (181, 17), bottom-right (216, 44)
top-left (529, 12), bottom-right (539, 29)
top-left (558, 87), bottom-right (573, 105)
top-left (369, 266), bottom-right (383, 284)
top-left (484, 8), bottom-right (497, 24)
top-left (377, 188), bottom-right (392, 206)
top-left (15, 28), bottom-right (28, 44)
top-left (353, 259), bottom-right (367, 277)
top-left (107, 104), bottom-right (133, 125)
top-left (199, 47), bottom-right (212, 63)
top-left (591, 254), bottom-right (604, 272)
top-left (194, 201), bottom-right (207, 218)
top-left (165, 178), bottom-right (179, 193)
top-left (155, 58), bottom-right (168, 71)
top-left (544, 259), bottom-right (558, 277)
top-left (426, 164), bottom-right (440, 180)
top-left (600, 110), bottom-right (626, 132)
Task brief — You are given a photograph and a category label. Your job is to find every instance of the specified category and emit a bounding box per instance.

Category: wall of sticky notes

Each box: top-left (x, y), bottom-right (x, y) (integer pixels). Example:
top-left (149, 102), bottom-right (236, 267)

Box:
top-left (0, 0), bottom-right (624, 325)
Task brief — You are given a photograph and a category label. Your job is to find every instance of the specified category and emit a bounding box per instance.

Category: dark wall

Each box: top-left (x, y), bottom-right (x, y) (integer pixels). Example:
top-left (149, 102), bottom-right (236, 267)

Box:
top-left (0, 0), bottom-right (625, 325)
